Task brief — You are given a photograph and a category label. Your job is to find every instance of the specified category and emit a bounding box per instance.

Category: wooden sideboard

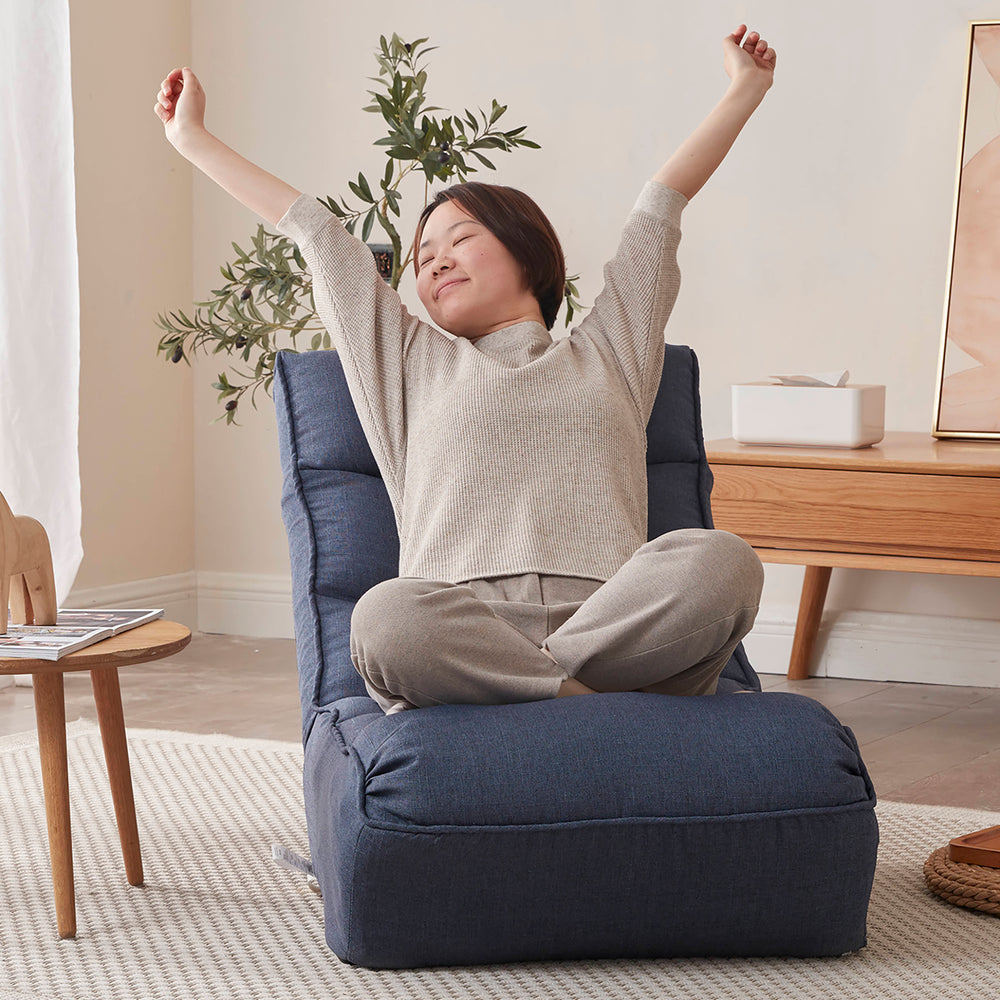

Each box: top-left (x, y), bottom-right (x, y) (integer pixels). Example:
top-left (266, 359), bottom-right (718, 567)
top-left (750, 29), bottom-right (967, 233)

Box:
top-left (705, 433), bottom-right (1000, 679)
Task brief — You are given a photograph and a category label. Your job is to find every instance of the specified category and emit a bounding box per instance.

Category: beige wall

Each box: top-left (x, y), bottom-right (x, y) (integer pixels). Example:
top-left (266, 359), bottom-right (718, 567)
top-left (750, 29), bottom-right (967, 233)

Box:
top-left (189, 0), bottom-right (1000, 621)
top-left (71, 0), bottom-right (1000, 648)
top-left (69, 0), bottom-right (195, 591)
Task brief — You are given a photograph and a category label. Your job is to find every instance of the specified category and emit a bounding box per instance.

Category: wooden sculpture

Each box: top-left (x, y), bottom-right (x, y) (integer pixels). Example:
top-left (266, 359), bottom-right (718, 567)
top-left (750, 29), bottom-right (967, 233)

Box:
top-left (0, 489), bottom-right (58, 635)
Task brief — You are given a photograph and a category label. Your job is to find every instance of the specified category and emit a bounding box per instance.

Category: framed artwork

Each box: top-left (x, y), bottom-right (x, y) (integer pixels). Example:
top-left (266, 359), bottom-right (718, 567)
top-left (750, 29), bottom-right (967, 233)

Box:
top-left (933, 20), bottom-right (1000, 439)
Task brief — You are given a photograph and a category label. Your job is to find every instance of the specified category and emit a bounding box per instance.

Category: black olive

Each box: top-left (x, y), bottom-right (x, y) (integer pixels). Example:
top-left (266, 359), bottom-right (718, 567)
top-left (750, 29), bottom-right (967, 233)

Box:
top-left (171, 345), bottom-right (184, 363)
top-left (225, 399), bottom-right (238, 411)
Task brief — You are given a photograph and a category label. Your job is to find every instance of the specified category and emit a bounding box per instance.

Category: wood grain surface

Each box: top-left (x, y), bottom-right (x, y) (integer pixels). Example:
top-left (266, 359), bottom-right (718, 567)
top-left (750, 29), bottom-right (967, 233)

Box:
top-left (0, 620), bottom-right (192, 676)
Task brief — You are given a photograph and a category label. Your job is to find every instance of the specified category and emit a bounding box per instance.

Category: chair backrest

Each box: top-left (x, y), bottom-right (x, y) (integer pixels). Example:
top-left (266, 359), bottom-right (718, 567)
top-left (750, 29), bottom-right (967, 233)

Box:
top-left (274, 345), bottom-right (758, 730)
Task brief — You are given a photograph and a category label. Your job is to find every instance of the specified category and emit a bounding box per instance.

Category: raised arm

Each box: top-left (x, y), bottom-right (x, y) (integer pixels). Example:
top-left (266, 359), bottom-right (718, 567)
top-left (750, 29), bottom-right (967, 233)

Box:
top-left (654, 26), bottom-right (776, 200)
top-left (154, 67), bottom-right (301, 227)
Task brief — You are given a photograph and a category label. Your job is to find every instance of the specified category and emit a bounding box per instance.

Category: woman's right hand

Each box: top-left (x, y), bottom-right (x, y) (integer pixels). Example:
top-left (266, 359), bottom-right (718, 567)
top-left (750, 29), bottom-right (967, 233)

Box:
top-left (154, 67), bottom-right (207, 151)
top-left (722, 25), bottom-right (776, 98)
top-left (151, 65), bottom-right (301, 226)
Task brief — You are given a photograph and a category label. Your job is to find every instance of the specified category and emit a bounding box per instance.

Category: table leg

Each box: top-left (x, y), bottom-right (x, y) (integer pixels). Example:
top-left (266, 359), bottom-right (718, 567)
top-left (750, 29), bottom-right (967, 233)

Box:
top-left (788, 565), bottom-right (833, 681)
top-left (32, 672), bottom-right (76, 938)
top-left (91, 667), bottom-right (143, 886)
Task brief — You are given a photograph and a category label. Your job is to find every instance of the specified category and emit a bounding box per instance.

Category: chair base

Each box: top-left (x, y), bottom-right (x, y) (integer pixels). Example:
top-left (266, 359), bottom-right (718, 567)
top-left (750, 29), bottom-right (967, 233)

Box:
top-left (303, 692), bottom-right (879, 969)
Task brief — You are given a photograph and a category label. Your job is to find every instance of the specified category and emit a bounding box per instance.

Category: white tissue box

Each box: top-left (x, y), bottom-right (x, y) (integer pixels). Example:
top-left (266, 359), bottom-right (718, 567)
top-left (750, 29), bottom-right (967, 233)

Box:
top-left (731, 382), bottom-right (885, 448)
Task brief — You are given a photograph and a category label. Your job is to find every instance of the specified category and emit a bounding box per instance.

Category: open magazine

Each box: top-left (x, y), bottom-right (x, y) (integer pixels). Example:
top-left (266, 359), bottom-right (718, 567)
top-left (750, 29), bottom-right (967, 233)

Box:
top-left (0, 609), bottom-right (165, 660)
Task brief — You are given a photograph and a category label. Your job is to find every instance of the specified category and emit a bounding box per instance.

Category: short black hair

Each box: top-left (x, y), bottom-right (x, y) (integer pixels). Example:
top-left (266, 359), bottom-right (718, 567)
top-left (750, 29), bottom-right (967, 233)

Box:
top-left (414, 182), bottom-right (566, 330)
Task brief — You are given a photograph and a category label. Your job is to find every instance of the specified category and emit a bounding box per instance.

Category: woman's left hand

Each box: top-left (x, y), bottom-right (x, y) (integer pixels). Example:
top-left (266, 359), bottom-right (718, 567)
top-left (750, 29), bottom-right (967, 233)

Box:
top-left (722, 25), bottom-right (776, 95)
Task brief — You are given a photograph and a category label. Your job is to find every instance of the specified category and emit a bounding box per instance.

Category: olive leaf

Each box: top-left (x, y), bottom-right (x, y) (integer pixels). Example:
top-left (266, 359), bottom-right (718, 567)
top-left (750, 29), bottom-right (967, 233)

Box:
top-left (157, 34), bottom-right (585, 423)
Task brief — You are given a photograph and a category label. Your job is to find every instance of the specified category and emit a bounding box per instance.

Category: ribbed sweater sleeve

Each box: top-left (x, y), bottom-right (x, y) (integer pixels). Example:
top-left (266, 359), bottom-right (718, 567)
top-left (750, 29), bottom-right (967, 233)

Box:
top-left (578, 181), bottom-right (687, 423)
top-left (274, 195), bottom-right (427, 511)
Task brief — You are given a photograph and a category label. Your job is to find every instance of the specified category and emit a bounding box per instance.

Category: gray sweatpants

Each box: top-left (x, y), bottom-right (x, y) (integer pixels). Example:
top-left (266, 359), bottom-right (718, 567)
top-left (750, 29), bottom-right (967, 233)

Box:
top-left (350, 528), bottom-right (764, 713)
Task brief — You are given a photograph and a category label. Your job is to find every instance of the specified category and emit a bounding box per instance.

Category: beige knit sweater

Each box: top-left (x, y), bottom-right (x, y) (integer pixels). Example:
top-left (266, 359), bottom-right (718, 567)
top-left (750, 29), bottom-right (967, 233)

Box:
top-left (275, 181), bottom-right (686, 584)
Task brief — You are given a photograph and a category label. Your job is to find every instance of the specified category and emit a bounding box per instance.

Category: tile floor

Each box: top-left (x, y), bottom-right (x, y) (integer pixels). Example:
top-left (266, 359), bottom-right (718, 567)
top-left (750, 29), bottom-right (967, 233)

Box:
top-left (1, 632), bottom-right (998, 810)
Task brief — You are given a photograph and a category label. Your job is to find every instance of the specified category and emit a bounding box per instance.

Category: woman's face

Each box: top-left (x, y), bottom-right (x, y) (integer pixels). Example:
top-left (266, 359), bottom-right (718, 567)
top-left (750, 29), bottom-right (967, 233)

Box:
top-left (415, 200), bottom-right (543, 339)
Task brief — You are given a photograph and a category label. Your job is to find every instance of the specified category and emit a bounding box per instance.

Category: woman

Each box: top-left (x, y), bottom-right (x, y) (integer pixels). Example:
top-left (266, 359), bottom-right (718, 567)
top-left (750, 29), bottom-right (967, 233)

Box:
top-left (155, 26), bottom-right (775, 713)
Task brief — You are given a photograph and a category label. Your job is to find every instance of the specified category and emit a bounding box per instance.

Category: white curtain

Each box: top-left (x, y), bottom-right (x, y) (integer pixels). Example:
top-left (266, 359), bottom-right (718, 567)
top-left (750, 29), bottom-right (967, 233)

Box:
top-left (0, 0), bottom-right (82, 604)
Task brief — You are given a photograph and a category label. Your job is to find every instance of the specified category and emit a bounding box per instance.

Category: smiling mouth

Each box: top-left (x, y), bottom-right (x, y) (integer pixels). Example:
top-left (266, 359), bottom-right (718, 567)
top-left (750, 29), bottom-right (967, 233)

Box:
top-left (435, 278), bottom-right (466, 300)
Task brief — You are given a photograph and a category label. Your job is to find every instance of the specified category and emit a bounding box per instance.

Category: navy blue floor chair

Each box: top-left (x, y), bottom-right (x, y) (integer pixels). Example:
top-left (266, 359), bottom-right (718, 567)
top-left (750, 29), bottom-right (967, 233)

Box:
top-left (274, 345), bottom-right (878, 969)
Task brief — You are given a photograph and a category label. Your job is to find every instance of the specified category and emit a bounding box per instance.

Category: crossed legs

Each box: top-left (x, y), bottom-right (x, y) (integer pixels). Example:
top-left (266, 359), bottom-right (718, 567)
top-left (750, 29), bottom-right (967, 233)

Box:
top-left (351, 529), bottom-right (763, 713)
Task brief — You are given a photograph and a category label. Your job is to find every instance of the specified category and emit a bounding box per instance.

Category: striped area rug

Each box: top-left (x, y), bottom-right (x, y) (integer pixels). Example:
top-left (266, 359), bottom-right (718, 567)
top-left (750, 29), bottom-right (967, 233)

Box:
top-left (1, 721), bottom-right (998, 999)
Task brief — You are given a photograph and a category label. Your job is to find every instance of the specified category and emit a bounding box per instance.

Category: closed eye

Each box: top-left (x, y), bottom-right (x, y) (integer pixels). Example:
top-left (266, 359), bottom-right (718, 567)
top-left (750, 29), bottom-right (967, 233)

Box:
top-left (419, 234), bottom-right (472, 269)
top-left (418, 222), bottom-right (480, 270)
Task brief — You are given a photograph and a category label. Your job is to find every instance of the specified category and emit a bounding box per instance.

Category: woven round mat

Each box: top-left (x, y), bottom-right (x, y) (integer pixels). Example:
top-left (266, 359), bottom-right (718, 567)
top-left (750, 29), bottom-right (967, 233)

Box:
top-left (924, 846), bottom-right (1000, 915)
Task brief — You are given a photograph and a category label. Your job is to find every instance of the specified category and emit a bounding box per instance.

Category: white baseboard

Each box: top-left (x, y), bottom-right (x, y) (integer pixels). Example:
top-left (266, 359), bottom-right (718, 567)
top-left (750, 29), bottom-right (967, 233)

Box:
top-left (745, 608), bottom-right (1000, 688)
top-left (64, 572), bottom-right (198, 630)
top-left (196, 572), bottom-right (294, 638)
top-left (57, 573), bottom-right (1000, 688)
top-left (63, 570), bottom-right (294, 638)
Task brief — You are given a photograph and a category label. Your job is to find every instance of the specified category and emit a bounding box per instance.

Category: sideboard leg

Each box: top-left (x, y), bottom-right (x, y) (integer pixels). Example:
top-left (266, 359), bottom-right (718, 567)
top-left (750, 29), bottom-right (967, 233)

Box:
top-left (788, 565), bottom-right (832, 680)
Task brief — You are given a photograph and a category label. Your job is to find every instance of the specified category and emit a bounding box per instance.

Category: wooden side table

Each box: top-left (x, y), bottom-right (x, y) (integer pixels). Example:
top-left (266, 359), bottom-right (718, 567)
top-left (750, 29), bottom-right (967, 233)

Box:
top-left (0, 620), bottom-right (191, 938)
top-left (705, 433), bottom-right (1000, 680)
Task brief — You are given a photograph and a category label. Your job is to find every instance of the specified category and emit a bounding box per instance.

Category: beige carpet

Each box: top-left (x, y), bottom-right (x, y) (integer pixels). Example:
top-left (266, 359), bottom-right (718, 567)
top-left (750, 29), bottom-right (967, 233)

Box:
top-left (1, 721), bottom-right (998, 1000)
